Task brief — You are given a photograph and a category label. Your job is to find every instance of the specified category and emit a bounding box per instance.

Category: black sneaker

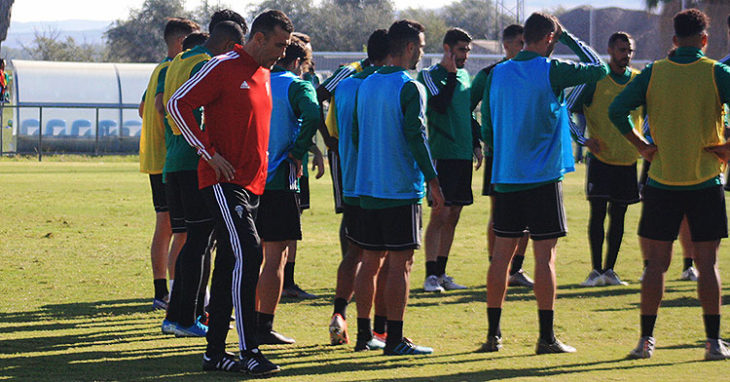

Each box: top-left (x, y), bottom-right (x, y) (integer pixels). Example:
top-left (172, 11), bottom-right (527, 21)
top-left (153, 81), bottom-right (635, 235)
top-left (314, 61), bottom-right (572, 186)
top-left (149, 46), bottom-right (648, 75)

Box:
top-left (202, 352), bottom-right (241, 372)
top-left (281, 284), bottom-right (318, 299)
top-left (354, 337), bottom-right (386, 352)
top-left (477, 335), bottom-right (502, 353)
top-left (241, 348), bottom-right (280, 376)
top-left (383, 337), bottom-right (433, 355)
top-left (258, 329), bottom-right (296, 345)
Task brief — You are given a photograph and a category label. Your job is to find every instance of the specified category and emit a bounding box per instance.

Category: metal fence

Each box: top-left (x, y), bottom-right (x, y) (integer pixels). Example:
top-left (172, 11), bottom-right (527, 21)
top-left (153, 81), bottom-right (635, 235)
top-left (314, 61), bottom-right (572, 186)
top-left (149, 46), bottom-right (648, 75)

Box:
top-left (1, 103), bottom-right (142, 161)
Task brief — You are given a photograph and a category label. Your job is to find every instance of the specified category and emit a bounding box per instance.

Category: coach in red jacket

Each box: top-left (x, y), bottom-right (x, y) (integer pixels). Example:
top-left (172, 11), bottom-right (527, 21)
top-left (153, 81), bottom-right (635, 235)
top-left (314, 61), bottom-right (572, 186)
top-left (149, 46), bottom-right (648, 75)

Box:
top-left (167, 10), bottom-right (293, 376)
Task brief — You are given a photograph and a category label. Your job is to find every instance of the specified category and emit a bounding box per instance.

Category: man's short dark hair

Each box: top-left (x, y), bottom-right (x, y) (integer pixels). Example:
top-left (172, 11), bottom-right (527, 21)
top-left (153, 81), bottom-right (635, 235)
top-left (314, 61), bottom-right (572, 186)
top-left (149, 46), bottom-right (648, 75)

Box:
top-left (674, 8), bottom-right (709, 38)
top-left (502, 24), bottom-right (524, 42)
top-left (182, 32), bottom-right (209, 50)
top-left (292, 32), bottom-right (311, 45)
top-left (443, 27), bottom-right (472, 46)
top-left (209, 20), bottom-right (244, 46)
top-left (523, 12), bottom-right (557, 45)
top-left (367, 29), bottom-right (389, 62)
top-left (387, 19), bottom-right (425, 55)
top-left (278, 35), bottom-right (308, 68)
top-left (209, 9), bottom-right (248, 36)
top-left (164, 18), bottom-right (200, 43)
top-left (608, 32), bottom-right (632, 48)
top-left (249, 10), bottom-right (294, 39)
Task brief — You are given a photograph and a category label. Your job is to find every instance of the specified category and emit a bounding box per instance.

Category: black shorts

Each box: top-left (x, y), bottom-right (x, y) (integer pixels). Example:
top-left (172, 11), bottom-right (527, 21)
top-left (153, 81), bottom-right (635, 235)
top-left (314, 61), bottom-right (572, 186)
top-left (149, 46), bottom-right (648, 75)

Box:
top-left (724, 167), bottom-right (730, 192)
top-left (356, 204), bottom-right (422, 251)
top-left (585, 155), bottom-right (640, 204)
top-left (328, 150), bottom-right (344, 214)
top-left (255, 190), bottom-right (302, 241)
top-left (165, 170), bottom-right (213, 232)
top-left (492, 181), bottom-right (567, 241)
top-left (482, 155), bottom-right (494, 196)
top-left (299, 176), bottom-right (310, 210)
top-left (149, 174), bottom-right (168, 213)
top-left (342, 202), bottom-right (364, 244)
top-left (638, 184), bottom-right (728, 242)
top-left (428, 159), bottom-right (473, 206)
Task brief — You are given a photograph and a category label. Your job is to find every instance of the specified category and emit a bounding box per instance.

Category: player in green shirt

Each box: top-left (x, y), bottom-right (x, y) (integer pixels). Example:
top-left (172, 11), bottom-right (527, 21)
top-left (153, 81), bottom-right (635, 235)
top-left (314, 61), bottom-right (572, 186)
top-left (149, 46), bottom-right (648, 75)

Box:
top-left (417, 28), bottom-right (483, 293)
top-left (609, 9), bottom-right (730, 360)
top-left (471, 24), bottom-right (534, 289)
top-left (255, 35), bottom-right (321, 346)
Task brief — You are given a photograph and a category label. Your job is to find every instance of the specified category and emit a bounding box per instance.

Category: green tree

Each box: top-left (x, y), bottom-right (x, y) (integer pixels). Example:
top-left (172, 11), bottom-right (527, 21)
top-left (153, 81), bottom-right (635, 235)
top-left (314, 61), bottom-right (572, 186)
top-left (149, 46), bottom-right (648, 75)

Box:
top-left (249, 0), bottom-right (315, 34)
top-left (193, 0), bottom-right (233, 31)
top-left (20, 28), bottom-right (103, 62)
top-left (104, 0), bottom-right (191, 63)
top-left (443, 0), bottom-right (512, 40)
top-left (399, 8), bottom-right (448, 53)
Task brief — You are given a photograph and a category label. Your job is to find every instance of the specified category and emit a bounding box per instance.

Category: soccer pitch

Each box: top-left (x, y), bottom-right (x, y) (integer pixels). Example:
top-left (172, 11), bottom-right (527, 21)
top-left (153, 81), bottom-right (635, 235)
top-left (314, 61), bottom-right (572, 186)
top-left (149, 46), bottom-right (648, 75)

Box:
top-left (0, 157), bottom-right (728, 381)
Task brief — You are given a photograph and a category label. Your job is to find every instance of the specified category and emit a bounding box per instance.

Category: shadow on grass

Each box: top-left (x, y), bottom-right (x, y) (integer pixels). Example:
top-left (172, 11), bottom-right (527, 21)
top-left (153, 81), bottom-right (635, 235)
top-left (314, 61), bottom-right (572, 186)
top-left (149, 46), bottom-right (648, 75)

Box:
top-left (0, 298), bottom-right (150, 324)
top-left (347, 358), bottom-right (700, 382)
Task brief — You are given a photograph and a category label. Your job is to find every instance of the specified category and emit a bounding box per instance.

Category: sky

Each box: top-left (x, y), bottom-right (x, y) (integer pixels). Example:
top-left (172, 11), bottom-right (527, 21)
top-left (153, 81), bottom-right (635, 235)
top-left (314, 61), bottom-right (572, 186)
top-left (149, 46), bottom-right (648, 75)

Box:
top-left (11, 0), bottom-right (647, 23)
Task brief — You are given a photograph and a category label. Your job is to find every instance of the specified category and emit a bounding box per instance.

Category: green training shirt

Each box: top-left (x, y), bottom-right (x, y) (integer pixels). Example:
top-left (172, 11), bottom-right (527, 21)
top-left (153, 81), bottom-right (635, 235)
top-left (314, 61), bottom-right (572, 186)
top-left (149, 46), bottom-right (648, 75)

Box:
top-left (417, 65), bottom-right (474, 160)
top-left (267, 66), bottom-right (321, 191)
top-left (609, 47), bottom-right (730, 190)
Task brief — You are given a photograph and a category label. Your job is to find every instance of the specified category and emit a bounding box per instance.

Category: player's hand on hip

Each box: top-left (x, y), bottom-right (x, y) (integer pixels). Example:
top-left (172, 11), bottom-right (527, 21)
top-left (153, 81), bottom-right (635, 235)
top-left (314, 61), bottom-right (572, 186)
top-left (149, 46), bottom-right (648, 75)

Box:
top-left (705, 142), bottom-right (730, 162)
top-left (207, 152), bottom-right (236, 182)
top-left (473, 147), bottom-right (484, 170)
top-left (288, 153), bottom-right (303, 178)
top-left (585, 138), bottom-right (601, 154)
top-left (638, 142), bottom-right (657, 162)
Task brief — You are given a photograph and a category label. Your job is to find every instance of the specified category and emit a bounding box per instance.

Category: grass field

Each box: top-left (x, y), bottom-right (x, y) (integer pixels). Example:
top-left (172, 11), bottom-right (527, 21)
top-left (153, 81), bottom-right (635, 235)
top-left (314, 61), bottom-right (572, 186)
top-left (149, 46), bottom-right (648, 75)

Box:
top-left (1, 156), bottom-right (728, 381)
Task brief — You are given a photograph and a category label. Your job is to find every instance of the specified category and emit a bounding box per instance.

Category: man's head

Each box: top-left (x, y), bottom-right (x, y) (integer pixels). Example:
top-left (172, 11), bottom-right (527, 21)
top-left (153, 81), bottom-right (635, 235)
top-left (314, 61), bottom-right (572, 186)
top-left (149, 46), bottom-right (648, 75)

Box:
top-left (673, 8), bottom-right (709, 49)
top-left (502, 24), bottom-right (524, 59)
top-left (387, 19), bottom-right (426, 70)
top-left (206, 21), bottom-right (244, 56)
top-left (367, 28), bottom-right (389, 66)
top-left (607, 32), bottom-right (634, 70)
top-left (245, 10), bottom-right (294, 69)
top-left (209, 9), bottom-right (247, 37)
top-left (164, 18), bottom-right (200, 52)
top-left (292, 32), bottom-right (313, 73)
top-left (442, 28), bottom-right (472, 69)
top-left (277, 35), bottom-right (310, 75)
top-left (182, 32), bottom-right (209, 51)
top-left (523, 12), bottom-right (561, 57)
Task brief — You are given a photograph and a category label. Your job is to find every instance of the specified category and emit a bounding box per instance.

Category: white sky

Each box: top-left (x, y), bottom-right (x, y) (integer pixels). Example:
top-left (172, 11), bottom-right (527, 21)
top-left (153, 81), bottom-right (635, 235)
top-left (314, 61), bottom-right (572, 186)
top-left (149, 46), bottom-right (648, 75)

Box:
top-left (11, 0), bottom-right (646, 22)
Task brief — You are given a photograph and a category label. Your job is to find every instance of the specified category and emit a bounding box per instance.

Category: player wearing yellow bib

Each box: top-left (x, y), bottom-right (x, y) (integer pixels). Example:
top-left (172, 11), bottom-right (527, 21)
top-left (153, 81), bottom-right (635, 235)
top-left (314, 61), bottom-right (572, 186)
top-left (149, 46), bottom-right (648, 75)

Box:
top-left (138, 17), bottom-right (199, 310)
top-left (610, 9), bottom-right (730, 360)
top-left (568, 32), bottom-right (643, 287)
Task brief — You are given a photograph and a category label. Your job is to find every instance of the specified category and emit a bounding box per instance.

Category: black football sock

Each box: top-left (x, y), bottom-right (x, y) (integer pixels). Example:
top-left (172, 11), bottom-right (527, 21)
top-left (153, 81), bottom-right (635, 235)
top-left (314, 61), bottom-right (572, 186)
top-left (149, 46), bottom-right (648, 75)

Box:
top-left (357, 318), bottom-right (372, 342)
top-left (641, 314), bottom-right (657, 338)
top-left (386, 320), bottom-right (404, 349)
top-left (588, 199), bottom-right (608, 272)
top-left (154, 278), bottom-right (168, 300)
top-left (283, 262), bottom-right (295, 289)
top-left (436, 256), bottom-right (449, 277)
top-left (683, 257), bottom-right (694, 271)
top-left (538, 310), bottom-right (555, 343)
top-left (257, 312), bottom-right (274, 332)
top-left (373, 315), bottom-right (387, 334)
top-left (333, 298), bottom-right (348, 319)
top-left (703, 314), bottom-right (720, 340)
top-left (425, 261), bottom-right (438, 277)
top-left (510, 255), bottom-right (525, 275)
top-left (487, 307), bottom-right (502, 338)
top-left (604, 203), bottom-right (627, 271)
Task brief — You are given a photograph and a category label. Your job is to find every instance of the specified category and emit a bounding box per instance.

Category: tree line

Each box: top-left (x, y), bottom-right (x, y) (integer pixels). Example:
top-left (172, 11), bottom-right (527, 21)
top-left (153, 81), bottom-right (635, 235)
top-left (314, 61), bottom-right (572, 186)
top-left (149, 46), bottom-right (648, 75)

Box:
top-left (13, 0), bottom-right (514, 63)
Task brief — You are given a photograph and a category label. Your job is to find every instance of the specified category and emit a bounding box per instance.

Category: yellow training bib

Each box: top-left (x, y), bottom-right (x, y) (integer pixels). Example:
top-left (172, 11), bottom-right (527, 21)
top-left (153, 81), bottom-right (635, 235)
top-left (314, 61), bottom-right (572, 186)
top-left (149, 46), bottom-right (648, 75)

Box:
top-left (139, 59), bottom-right (171, 174)
top-left (646, 57), bottom-right (725, 185)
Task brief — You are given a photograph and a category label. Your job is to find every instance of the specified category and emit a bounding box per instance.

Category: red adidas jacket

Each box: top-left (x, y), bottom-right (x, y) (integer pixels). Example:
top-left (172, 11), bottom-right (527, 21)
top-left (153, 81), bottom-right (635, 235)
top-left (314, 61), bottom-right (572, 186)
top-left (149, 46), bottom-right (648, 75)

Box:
top-left (167, 45), bottom-right (271, 194)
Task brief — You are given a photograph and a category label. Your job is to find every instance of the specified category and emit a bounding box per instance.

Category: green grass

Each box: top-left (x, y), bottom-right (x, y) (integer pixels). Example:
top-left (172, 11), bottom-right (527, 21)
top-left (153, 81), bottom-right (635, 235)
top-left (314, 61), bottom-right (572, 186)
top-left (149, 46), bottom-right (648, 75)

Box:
top-left (0, 158), bottom-right (728, 381)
